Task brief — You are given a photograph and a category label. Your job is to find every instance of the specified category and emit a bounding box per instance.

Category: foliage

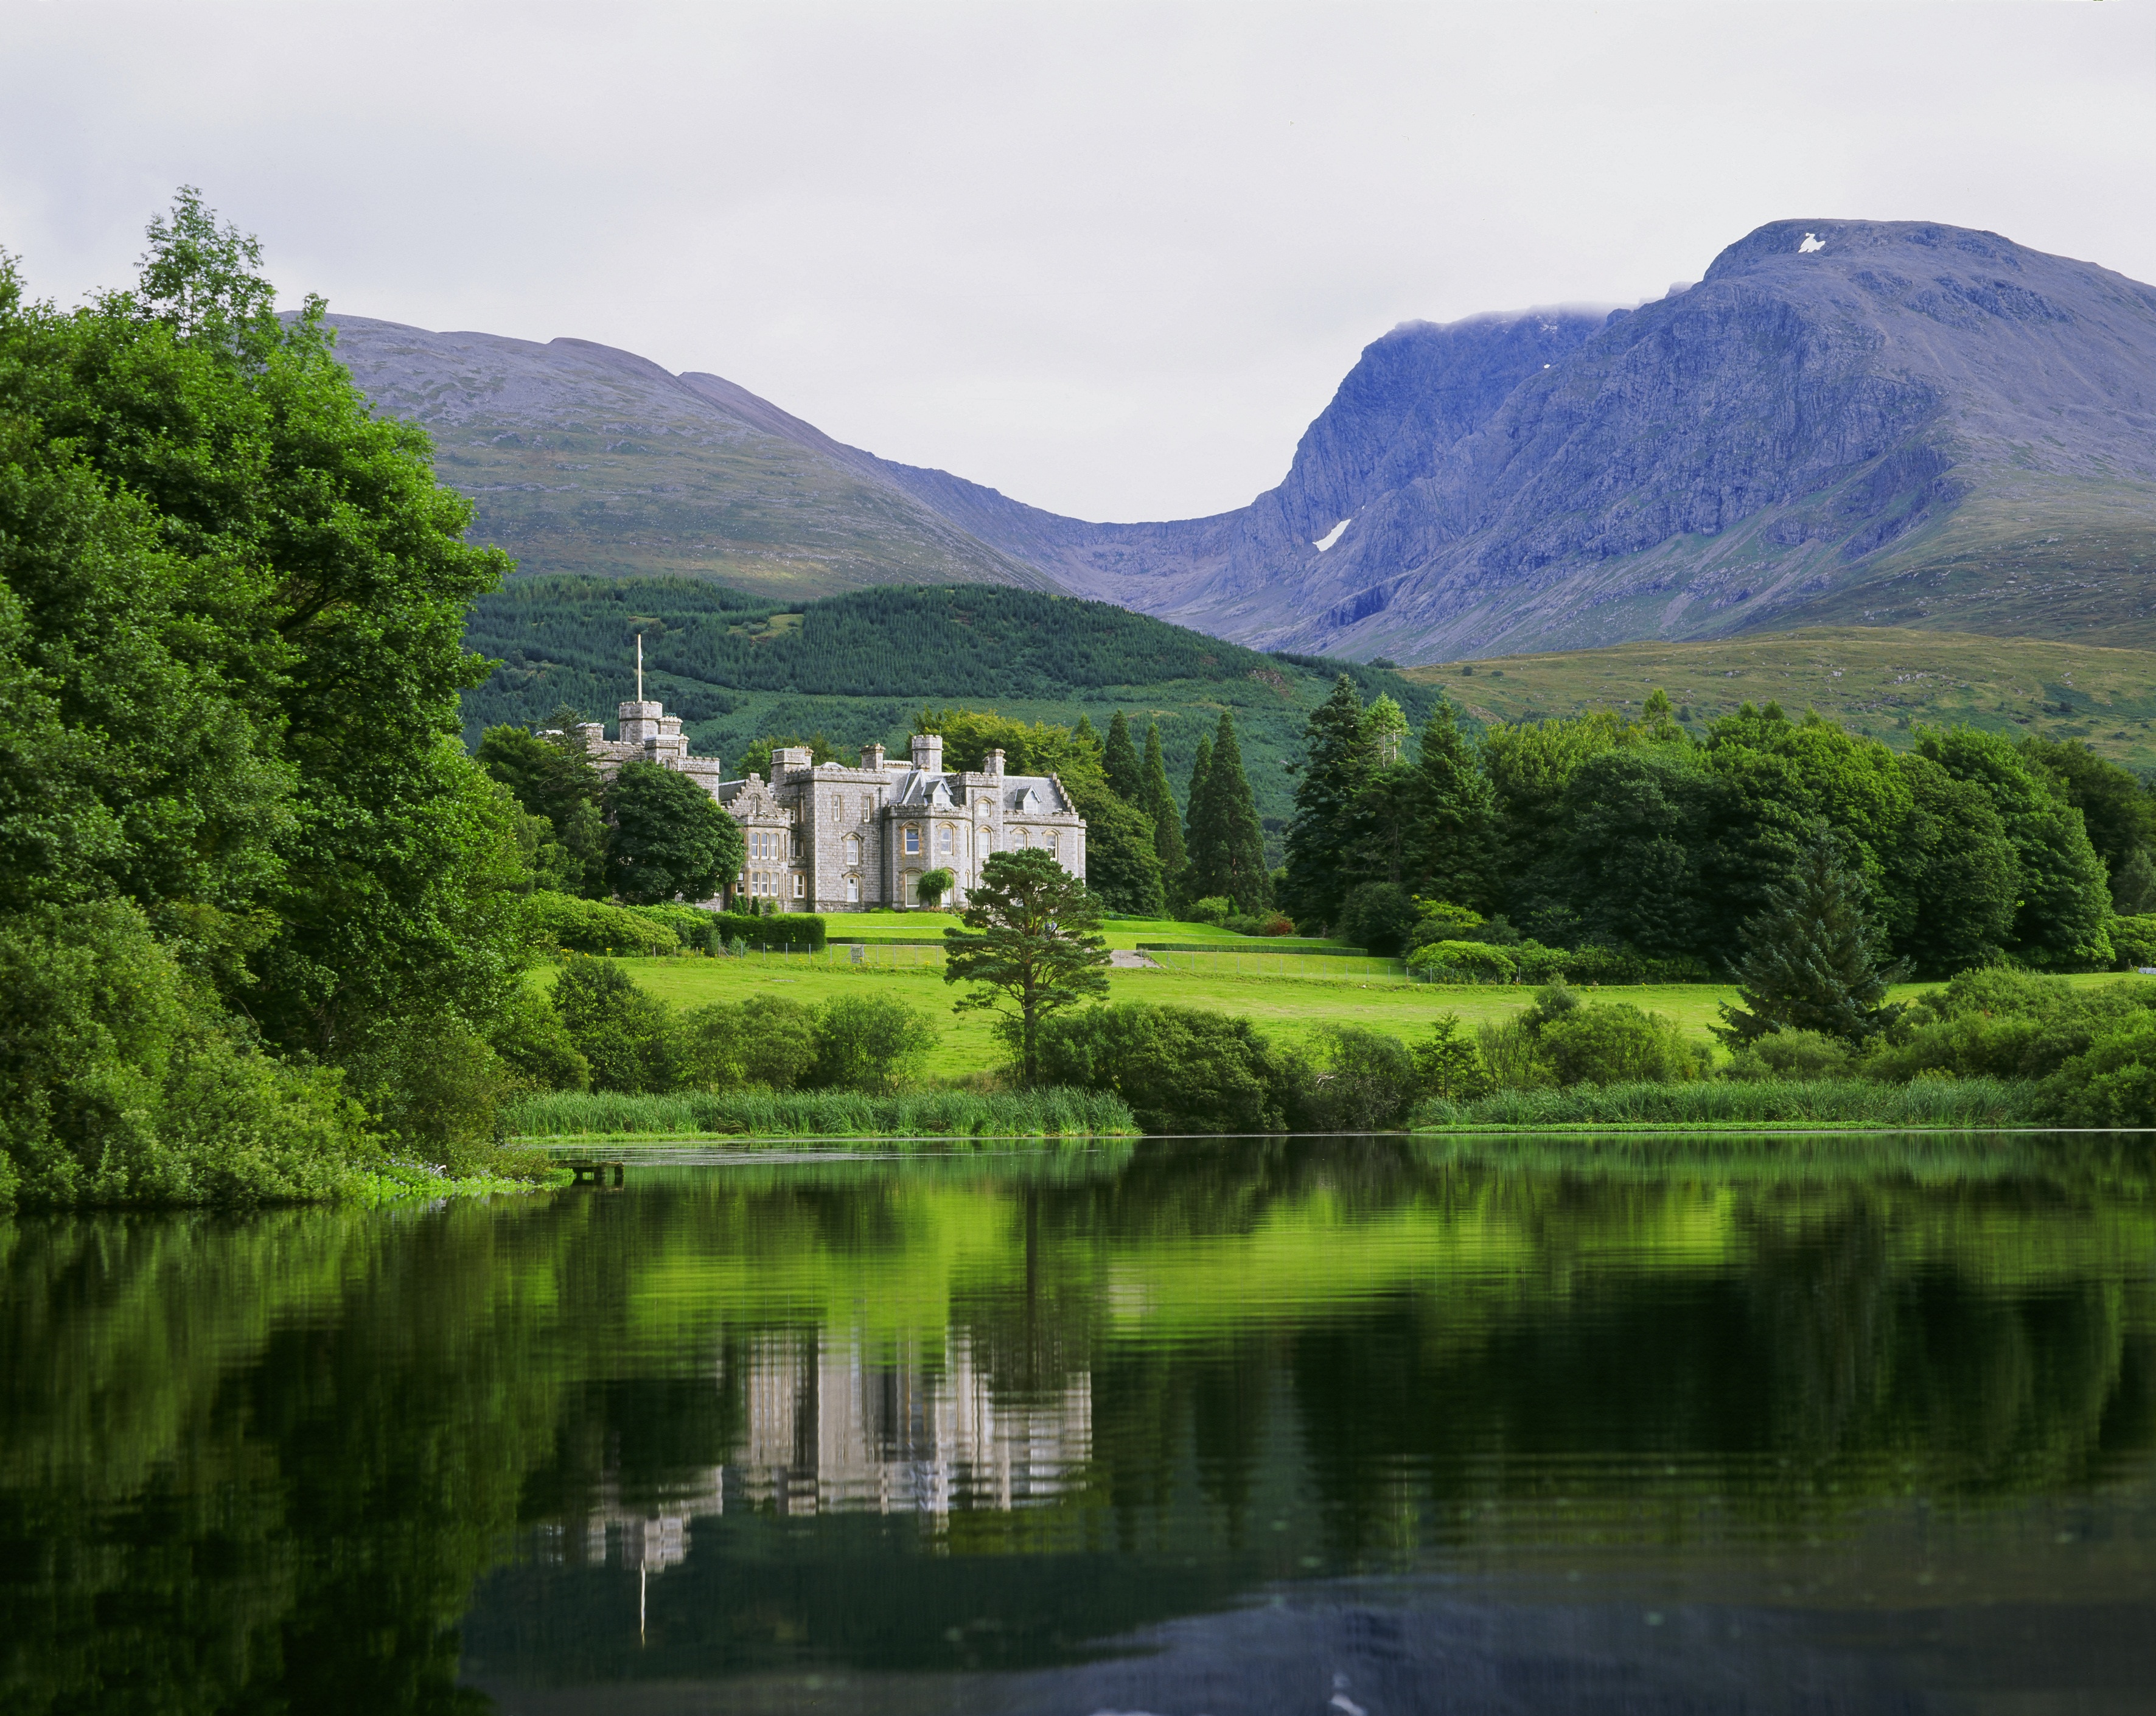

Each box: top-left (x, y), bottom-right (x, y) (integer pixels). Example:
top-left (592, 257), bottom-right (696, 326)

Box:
top-left (1537, 1001), bottom-right (1707, 1087)
top-left (2113, 849), bottom-right (2156, 918)
top-left (500, 1084), bottom-right (1137, 1139)
top-left (602, 759), bottom-right (742, 905)
top-left (1409, 699), bottom-right (1495, 910)
top-left (916, 867), bottom-right (956, 910)
top-left (1033, 1002), bottom-right (1297, 1134)
top-left (1140, 721), bottom-right (1188, 884)
top-left (0, 901), bottom-right (374, 1207)
top-left (1184, 710), bottom-right (1270, 916)
top-left (1721, 1028), bottom-right (1854, 1082)
top-left (1412, 1075), bottom-right (2037, 1130)
top-left (1182, 895), bottom-right (1234, 926)
top-left (2036, 1017), bottom-right (2156, 1128)
top-left (1335, 881), bottom-right (1418, 956)
top-left (1720, 835), bottom-right (1900, 1045)
top-left (1866, 967), bottom-right (2156, 1083)
top-left (0, 192), bottom-right (539, 1194)
top-left (943, 849), bottom-right (1111, 1082)
top-left (551, 958), bottom-right (677, 1093)
top-left (1408, 939), bottom-right (1520, 982)
top-left (712, 909), bottom-right (826, 950)
top-left (2111, 914), bottom-right (2156, 970)
top-left (522, 890), bottom-right (685, 956)
top-left (1280, 675), bottom-right (1375, 930)
top-left (1297, 1025), bottom-right (1420, 1131)
top-left (1413, 1014), bottom-right (1492, 1101)
top-left (674, 997), bottom-right (820, 1092)
top-left (1103, 710), bottom-right (1143, 802)
top-left (809, 994), bottom-right (940, 1095)
top-left (475, 722), bottom-right (607, 895)
top-left (490, 985), bottom-right (591, 1092)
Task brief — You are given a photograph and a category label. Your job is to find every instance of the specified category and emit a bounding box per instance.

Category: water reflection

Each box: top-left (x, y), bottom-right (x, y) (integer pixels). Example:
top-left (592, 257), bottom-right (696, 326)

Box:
top-left (4, 1135), bottom-right (2155, 1713)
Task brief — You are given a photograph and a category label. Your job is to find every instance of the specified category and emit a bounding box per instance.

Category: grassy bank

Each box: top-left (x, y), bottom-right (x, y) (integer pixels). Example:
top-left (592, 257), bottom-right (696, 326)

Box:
top-left (1411, 1076), bottom-right (2039, 1131)
top-left (501, 1086), bottom-right (1139, 1140)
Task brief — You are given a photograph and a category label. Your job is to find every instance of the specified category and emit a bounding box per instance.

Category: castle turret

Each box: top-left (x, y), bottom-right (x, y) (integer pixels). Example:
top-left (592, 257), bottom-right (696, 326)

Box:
top-left (911, 733), bottom-right (944, 775)
top-left (618, 699), bottom-right (663, 745)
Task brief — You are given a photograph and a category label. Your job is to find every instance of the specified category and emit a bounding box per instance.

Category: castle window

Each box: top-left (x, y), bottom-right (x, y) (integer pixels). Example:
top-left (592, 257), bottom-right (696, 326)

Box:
top-left (904, 826), bottom-right (921, 856)
top-left (938, 825), bottom-right (953, 857)
top-left (843, 834), bottom-right (860, 864)
top-left (845, 875), bottom-right (860, 903)
top-left (792, 873), bottom-right (806, 899)
top-left (1046, 831), bottom-right (1059, 859)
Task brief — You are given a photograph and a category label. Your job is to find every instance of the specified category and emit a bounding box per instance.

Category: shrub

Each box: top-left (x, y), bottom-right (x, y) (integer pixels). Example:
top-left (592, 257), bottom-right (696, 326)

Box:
top-left (711, 910), bottom-right (827, 951)
top-left (1296, 1025), bottom-right (1420, 1131)
top-left (1413, 1014), bottom-right (1491, 1101)
top-left (523, 891), bottom-right (680, 957)
top-left (1722, 1028), bottom-right (1852, 1083)
top-left (1867, 966), bottom-right (2156, 1083)
top-left (1407, 940), bottom-right (1519, 983)
top-left (1407, 900), bottom-right (1488, 950)
top-left (1475, 1017), bottom-right (1553, 1090)
top-left (2112, 913), bottom-right (2156, 971)
top-left (0, 901), bottom-right (373, 1207)
top-left (1034, 1002), bottom-right (1296, 1132)
top-left (2038, 1016), bottom-right (2156, 1126)
top-left (1182, 896), bottom-right (1234, 927)
top-left (553, 958), bottom-right (679, 1092)
top-left (674, 997), bottom-right (820, 1092)
top-left (1336, 882), bottom-right (1419, 956)
top-left (338, 1013), bottom-right (522, 1168)
top-left (1537, 1001), bottom-right (1706, 1087)
top-left (1221, 911), bottom-right (1299, 936)
top-left (492, 988), bottom-right (591, 1092)
top-left (811, 994), bottom-right (940, 1093)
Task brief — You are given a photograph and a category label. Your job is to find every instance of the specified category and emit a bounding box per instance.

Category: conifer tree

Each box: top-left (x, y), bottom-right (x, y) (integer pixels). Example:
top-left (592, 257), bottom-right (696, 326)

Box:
top-left (1719, 834), bottom-right (1900, 1044)
top-left (1103, 710), bottom-right (1143, 803)
top-left (1182, 733), bottom-right (1213, 893)
top-left (1409, 699), bottom-right (1495, 909)
top-left (1280, 675), bottom-right (1374, 930)
top-left (1186, 710), bottom-right (1270, 915)
top-left (1141, 722), bottom-right (1187, 884)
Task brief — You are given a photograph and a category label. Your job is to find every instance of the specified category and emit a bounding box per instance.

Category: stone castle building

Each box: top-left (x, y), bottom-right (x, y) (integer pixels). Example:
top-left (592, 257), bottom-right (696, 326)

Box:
top-left (576, 694), bottom-right (1085, 912)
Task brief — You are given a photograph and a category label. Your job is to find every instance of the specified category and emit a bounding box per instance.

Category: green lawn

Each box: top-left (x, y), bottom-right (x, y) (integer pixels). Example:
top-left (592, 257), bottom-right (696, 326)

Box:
top-left (815, 910), bottom-right (1341, 952)
top-left (583, 957), bottom-right (2151, 1083)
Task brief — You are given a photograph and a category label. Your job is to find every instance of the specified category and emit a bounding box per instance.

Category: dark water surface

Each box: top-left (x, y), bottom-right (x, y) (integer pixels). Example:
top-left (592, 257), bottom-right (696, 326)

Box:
top-left (7, 1134), bottom-right (2156, 1714)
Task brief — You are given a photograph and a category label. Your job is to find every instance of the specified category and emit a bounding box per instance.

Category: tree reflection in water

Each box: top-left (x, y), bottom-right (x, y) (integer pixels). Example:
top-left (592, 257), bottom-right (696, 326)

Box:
top-left (4, 1135), bottom-right (2154, 1711)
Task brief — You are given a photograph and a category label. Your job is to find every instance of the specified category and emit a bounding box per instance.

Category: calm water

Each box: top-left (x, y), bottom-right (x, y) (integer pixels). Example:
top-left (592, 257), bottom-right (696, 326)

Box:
top-left (5, 1135), bottom-right (2155, 1715)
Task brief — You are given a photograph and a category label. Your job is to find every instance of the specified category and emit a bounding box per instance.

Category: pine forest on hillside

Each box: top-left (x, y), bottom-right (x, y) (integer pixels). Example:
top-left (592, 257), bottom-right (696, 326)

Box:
top-left (462, 577), bottom-right (1439, 823)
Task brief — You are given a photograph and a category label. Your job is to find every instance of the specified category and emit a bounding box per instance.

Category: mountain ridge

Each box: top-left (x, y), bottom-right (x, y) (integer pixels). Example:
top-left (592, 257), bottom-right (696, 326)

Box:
top-left (325, 217), bottom-right (2156, 663)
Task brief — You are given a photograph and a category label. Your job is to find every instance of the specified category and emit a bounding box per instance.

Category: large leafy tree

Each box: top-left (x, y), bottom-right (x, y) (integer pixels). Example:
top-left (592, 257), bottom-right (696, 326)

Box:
top-left (2019, 734), bottom-right (2156, 897)
top-left (1720, 835), bottom-right (1900, 1044)
top-left (943, 848), bottom-right (1111, 1082)
top-left (476, 723), bottom-right (608, 895)
top-left (1916, 727), bottom-right (2113, 968)
top-left (1885, 754), bottom-right (2019, 975)
top-left (2, 190), bottom-right (533, 1186)
top-left (602, 761), bottom-right (742, 905)
top-left (1185, 710), bottom-right (1269, 916)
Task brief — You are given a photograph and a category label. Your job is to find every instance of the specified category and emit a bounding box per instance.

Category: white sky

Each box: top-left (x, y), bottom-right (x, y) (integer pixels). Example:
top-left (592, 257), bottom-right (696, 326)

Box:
top-left (3, 2), bottom-right (2152, 521)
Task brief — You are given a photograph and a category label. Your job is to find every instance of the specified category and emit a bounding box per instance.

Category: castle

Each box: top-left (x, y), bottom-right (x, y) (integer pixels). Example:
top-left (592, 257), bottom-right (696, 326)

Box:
top-left (575, 694), bottom-right (1086, 912)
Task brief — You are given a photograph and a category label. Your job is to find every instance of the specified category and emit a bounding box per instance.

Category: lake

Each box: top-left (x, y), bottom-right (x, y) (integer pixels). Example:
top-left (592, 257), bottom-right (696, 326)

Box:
top-left (5, 1134), bottom-right (2154, 1713)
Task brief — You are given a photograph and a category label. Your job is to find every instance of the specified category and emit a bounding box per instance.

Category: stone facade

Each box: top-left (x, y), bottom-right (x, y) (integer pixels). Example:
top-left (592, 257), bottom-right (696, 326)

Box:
top-left (576, 697), bottom-right (1085, 912)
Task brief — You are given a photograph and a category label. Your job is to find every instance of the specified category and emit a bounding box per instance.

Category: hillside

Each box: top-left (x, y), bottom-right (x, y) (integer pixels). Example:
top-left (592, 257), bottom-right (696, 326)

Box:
top-left (1409, 626), bottom-right (2156, 770)
top-left (323, 317), bottom-right (1047, 601)
top-left (335, 217), bottom-right (2156, 665)
top-left (463, 580), bottom-right (1440, 825)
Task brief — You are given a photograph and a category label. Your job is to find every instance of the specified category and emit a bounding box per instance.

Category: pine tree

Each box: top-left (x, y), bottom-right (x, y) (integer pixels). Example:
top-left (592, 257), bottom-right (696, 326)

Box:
top-left (1409, 699), bottom-right (1495, 909)
top-left (1103, 710), bottom-right (1143, 803)
top-left (1182, 733), bottom-right (1213, 898)
top-left (1187, 710), bottom-right (1270, 915)
top-left (1141, 722), bottom-right (1187, 884)
top-left (1719, 834), bottom-right (1900, 1044)
top-left (1280, 675), bottom-right (1374, 930)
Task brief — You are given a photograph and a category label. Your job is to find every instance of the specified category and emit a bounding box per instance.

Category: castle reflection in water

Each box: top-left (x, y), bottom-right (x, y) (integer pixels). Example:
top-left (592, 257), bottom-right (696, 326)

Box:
top-left (546, 1326), bottom-right (1093, 1578)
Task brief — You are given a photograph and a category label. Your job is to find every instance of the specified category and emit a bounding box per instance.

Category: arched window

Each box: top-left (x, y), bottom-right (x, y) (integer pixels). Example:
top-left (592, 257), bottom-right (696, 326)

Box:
top-left (938, 825), bottom-right (954, 857)
top-left (843, 834), bottom-right (860, 865)
top-left (1046, 831), bottom-right (1059, 859)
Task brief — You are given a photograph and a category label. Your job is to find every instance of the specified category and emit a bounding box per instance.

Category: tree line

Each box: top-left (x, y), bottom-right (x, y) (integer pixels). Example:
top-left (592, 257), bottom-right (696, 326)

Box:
top-left (1279, 675), bottom-right (2152, 976)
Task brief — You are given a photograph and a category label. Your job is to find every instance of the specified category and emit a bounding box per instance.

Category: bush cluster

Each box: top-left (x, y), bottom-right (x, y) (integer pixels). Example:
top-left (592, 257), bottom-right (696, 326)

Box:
top-left (537, 959), bottom-right (939, 1098)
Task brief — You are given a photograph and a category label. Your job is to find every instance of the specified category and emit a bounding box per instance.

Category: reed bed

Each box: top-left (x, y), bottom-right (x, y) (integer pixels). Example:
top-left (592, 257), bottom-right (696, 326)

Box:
top-left (501, 1086), bottom-right (1139, 1140)
top-left (1411, 1076), bottom-right (2040, 1131)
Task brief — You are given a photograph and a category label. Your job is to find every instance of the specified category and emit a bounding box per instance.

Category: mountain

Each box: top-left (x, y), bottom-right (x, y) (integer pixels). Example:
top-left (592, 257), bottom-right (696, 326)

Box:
top-left (328, 218), bottom-right (2156, 663)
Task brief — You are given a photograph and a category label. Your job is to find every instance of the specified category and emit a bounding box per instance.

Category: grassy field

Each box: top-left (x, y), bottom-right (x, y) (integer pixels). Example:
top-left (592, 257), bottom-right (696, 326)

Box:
top-left (1407, 625), bottom-right (2156, 770)
top-left (815, 911), bottom-right (1341, 952)
top-left (601, 955), bottom-right (2147, 1083)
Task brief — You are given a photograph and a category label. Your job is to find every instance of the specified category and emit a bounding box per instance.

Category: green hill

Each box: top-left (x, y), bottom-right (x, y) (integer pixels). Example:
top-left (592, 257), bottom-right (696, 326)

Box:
top-left (462, 579), bottom-right (1440, 824)
top-left (1411, 625), bottom-right (2156, 770)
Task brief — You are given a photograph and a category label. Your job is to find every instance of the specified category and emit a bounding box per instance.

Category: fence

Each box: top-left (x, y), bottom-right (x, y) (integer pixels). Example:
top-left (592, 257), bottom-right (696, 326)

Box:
top-left (1139, 947), bottom-right (1410, 981)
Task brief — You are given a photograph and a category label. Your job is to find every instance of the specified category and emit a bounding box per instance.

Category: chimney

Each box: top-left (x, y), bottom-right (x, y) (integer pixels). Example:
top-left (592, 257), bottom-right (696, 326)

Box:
top-left (984, 748), bottom-right (1005, 777)
top-left (860, 742), bottom-right (885, 771)
top-left (911, 733), bottom-right (944, 774)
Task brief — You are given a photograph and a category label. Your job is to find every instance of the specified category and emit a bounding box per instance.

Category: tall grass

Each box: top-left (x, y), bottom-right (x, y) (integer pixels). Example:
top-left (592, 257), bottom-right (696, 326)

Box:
top-left (501, 1086), bottom-right (1139, 1140)
top-left (1411, 1076), bottom-right (2040, 1131)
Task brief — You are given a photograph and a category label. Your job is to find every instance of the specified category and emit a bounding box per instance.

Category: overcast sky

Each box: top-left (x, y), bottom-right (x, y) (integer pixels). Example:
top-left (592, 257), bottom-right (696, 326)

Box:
top-left (3, 2), bottom-right (2152, 520)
